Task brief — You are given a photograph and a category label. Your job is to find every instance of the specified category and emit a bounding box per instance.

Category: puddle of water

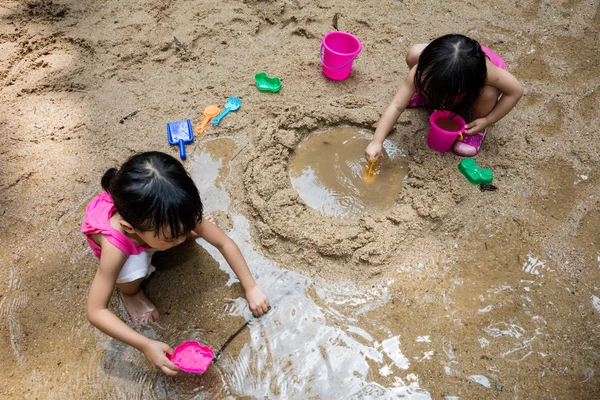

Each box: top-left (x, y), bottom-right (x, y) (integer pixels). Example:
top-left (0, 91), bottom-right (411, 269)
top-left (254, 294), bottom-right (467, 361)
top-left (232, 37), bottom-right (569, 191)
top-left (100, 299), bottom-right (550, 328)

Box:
top-left (190, 138), bottom-right (237, 214)
top-left (199, 215), bottom-right (430, 399)
top-left (289, 126), bottom-right (408, 217)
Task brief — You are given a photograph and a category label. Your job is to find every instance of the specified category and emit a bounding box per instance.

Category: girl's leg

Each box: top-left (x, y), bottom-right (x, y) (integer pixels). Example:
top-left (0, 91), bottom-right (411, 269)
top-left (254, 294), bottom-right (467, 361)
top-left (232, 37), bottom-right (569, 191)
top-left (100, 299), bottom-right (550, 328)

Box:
top-left (453, 86), bottom-right (501, 156)
top-left (117, 278), bottom-right (160, 326)
top-left (405, 44), bottom-right (428, 68)
top-left (472, 85), bottom-right (501, 121)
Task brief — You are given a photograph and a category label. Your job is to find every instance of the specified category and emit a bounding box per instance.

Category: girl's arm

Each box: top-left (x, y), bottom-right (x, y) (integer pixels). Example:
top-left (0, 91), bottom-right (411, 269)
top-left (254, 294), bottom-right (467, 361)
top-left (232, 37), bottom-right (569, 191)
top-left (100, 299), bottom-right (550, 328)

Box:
top-left (366, 65), bottom-right (417, 162)
top-left (86, 237), bottom-right (179, 376)
top-left (466, 65), bottom-right (524, 134)
top-left (194, 220), bottom-right (270, 317)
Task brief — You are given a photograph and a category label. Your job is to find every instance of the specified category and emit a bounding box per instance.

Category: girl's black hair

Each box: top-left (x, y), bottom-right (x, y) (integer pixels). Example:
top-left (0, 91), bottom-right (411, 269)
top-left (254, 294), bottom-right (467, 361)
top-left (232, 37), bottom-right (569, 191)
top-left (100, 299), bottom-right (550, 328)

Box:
top-left (414, 34), bottom-right (487, 116)
top-left (101, 151), bottom-right (203, 238)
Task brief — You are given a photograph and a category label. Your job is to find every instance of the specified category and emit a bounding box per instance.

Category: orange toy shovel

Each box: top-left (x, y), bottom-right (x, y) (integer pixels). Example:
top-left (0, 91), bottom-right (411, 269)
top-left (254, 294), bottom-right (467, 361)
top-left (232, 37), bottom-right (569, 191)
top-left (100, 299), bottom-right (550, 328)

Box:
top-left (196, 105), bottom-right (220, 135)
top-left (362, 159), bottom-right (377, 183)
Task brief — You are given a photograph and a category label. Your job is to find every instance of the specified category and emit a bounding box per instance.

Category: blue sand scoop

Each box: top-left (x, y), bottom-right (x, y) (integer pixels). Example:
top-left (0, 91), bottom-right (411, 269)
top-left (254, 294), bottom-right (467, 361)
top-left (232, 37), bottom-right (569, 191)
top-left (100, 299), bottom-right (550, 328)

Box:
top-left (167, 120), bottom-right (194, 160)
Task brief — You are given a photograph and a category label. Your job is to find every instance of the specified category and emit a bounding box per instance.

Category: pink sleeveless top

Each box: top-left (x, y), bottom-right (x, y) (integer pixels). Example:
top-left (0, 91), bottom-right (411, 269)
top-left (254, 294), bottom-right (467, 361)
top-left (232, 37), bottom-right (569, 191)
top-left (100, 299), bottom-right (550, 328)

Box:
top-left (481, 46), bottom-right (506, 70)
top-left (82, 192), bottom-right (149, 259)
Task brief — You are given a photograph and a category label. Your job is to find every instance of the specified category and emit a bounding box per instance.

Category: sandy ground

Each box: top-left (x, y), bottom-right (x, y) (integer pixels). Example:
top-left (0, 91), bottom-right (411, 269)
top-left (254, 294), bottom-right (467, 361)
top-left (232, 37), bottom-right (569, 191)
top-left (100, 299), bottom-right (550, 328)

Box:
top-left (1, 0), bottom-right (599, 398)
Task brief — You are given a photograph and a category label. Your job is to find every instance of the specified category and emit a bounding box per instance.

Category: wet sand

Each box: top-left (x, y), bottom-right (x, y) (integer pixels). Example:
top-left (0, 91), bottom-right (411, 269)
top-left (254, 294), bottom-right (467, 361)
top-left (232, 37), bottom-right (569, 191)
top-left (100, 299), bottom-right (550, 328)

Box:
top-left (1, 0), bottom-right (600, 398)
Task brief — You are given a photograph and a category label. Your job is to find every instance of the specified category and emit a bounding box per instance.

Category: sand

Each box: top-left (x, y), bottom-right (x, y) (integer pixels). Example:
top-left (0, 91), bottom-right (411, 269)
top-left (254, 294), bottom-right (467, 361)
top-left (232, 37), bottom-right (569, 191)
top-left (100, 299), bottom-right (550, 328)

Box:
top-left (1, 0), bottom-right (599, 398)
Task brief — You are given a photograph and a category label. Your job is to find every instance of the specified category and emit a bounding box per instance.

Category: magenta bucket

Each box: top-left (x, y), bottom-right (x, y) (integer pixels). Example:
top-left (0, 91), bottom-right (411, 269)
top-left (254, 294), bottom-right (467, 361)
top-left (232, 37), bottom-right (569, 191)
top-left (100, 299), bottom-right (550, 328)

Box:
top-left (320, 31), bottom-right (362, 80)
top-left (427, 110), bottom-right (466, 152)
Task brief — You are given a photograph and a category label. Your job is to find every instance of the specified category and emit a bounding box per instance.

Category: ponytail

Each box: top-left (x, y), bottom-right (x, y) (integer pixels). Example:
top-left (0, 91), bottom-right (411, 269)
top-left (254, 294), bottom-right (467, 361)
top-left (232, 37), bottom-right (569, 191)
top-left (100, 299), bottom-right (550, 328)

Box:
top-left (101, 168), bottom-right (118, 192)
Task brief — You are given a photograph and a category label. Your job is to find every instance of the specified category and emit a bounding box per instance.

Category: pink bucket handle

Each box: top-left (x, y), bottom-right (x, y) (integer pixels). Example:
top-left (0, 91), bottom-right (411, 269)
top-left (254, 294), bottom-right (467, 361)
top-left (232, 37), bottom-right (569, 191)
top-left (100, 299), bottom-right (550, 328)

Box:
top-left (320, 44), bottom-right (359, 71)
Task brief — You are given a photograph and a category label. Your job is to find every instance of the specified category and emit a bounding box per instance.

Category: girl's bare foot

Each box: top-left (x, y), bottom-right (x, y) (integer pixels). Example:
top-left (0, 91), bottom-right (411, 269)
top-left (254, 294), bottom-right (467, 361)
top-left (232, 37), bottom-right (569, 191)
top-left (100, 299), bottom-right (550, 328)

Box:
top-left (203, 214), bottom-right (216, 225)
top-left (119, 290), bottom-right (160, 326)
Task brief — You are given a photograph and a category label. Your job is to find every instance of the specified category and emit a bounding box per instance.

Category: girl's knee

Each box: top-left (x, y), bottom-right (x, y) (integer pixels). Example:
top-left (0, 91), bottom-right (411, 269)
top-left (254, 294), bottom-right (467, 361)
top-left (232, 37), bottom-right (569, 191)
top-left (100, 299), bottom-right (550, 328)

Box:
top-left (405, 44), bottom-right (428, 68)
top-left (478, 86), bottom-right (500, 103)
top-left (116, 278), bottom-right (144, 295)
top-left (473, 86), bottom-right (501, 117)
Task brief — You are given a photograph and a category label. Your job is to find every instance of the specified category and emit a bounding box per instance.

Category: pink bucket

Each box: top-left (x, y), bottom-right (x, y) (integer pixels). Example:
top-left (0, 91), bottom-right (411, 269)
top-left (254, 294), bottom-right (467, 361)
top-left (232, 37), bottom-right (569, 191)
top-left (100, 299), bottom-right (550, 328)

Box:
top-left (320, 31), bottom-right (362, 80)
top-left (427, 110), bottom-right (466, 152)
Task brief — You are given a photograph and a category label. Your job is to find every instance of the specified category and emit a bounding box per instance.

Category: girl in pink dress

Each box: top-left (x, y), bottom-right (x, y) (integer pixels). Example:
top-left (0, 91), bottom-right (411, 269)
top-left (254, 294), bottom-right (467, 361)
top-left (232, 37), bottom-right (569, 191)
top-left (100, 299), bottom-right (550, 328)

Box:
top-left (365, 34), bottom-right (523, 158)
top-left (82, 151), bottom-right (269, 376)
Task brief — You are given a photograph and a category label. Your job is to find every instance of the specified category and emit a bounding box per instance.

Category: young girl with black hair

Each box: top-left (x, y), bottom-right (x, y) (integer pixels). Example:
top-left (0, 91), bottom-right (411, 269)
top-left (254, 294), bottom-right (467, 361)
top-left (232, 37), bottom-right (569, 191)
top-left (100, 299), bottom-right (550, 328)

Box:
top-left (365, 34), bottom-right (523, 159)
top-left (82, 151), bottom-right (269, 376)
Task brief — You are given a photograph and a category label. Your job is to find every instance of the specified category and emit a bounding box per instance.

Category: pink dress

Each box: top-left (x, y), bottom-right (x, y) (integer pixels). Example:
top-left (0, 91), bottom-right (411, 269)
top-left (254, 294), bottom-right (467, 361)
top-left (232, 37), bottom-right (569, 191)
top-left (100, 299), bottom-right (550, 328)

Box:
top-left (82, 192), bottom-right (156, 283)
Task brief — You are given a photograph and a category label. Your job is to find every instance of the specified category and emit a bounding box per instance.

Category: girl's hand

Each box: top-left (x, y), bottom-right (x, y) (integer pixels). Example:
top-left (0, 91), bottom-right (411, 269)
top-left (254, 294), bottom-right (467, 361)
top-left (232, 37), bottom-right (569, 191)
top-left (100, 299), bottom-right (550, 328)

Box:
top-left (142, 340), bottom-right (180, 376)
top-left (464, 118), bottom-right (489, 135)
top-left (365, 141), bottom-right (383, 163)
top-left (245, 285), bottom-right (270, 317)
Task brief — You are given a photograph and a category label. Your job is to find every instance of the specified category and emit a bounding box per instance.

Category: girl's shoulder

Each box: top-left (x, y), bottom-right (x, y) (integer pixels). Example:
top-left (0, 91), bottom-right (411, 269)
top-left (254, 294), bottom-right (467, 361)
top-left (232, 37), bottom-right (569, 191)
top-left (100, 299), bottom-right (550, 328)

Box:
top-left (484, 60), bottom-right (508, 85)
top-left (484, 62), bottom-right (522, 94)
top-left (82, 192), bottom-right (149, 258)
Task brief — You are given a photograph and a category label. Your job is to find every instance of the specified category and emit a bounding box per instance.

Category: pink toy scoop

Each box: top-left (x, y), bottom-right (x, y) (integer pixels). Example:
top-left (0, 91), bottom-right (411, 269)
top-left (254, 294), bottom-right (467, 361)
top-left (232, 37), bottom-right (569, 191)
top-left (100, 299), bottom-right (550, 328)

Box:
top-left (168, 341), bottom-right (214, 373)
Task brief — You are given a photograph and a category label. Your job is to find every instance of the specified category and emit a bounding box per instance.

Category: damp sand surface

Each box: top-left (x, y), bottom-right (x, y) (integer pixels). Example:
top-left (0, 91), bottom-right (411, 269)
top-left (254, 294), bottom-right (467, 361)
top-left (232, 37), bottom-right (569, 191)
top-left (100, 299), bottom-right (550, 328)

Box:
top-left (2, 0), bottom-right (600, 398)
top-left (289, 126), bottom-right (408, 216)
